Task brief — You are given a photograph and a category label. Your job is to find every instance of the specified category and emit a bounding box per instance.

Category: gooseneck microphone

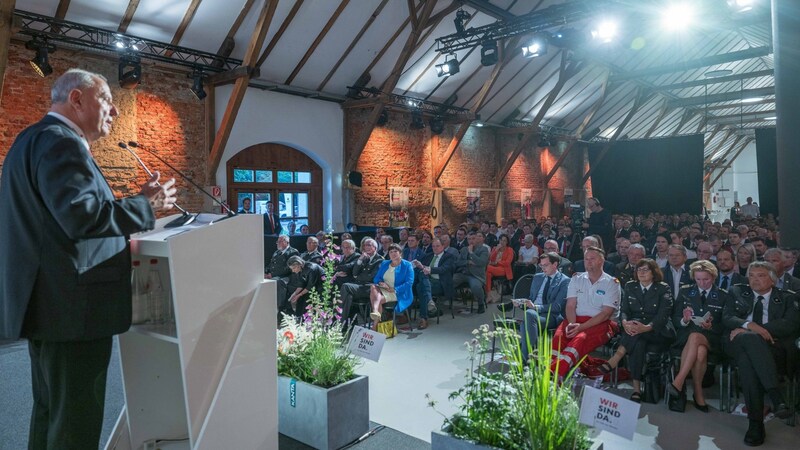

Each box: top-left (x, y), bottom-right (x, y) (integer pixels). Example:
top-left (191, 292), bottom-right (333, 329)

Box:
top-left (127, 141), bottom-right (237, 217)
top-left (118, 142), bottom-right (196, 228)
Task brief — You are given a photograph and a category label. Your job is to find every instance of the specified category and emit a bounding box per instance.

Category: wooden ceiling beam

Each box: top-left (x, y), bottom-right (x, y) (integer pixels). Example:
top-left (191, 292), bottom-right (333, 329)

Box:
top-left (709, 136), bottom-right (749, 188)
top-left (117, 0), bottom-right (141, 33)
top-left (165, 0), bottom-right (203, 58)
top-left (498, 52), bottom-right (582, 187)
top-left (643, 99), bottom-right (671, 139)
top-left (582, 87), bottom-right (652, 185)
top-left (704, 127), bottom-right (733, 162)
top-left (54, 0), bottom-right (70, 19)
top-left (360, 2), bottom-right (421, 81)
top-left (407, 0), bottom-right (419, 30)
top-left (0, 0), bottom-right (15, 103)
top-left (256, 0), bottom-right (304, 69)
top-left (671, 109), bottom-right (696, 136)
top-left (345, 0), bottom-right (438, 175)
top-left (284, 0), bottom-right (350, 85)
top-left (317, 0), bottom-right (389, 92)
top-left (216, 0), bottom-right (257, 58)
top-left (208, 0), bottom-right (280, 182)
top-left (544, 69), bottom-right (611, 184)
top-left (703, 123), bottom-right (725, 148)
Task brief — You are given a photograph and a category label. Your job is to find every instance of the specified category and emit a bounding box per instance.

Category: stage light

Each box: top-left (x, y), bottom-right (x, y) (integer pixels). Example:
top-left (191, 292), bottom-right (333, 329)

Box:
top-left (26, 39), bottom-right (54, 77)
top-left (538, 134), bottom-right (552, 148)
top-left (409, 111), bottom-right (425, 130)
top-left (377, 109), bottom-right (389, 126)
top-left (430, 116), bottom-right (444, 134)
top-left (661, 3), bottom-right (695, 32)
top-left (474, 122), bottom-right (484, 127)
top-left (435, 57), bottom-right (460, 77)
top-left (522, 35), bottom-right (548, 58)
top-left (591, 20), bottom-right (618, 43)
top-left (480, 40), bottom-right (498, 66)
top-left (118, 56), bottom-right (142, 89)
top-left (189, 70), bottom-right (206, 100)
top-left (763, 116), bottom-right (776, 120)
top-left (728, 0), bottom-right (754, 13)
top-left (454, 9), bottom-right (471, 35)
top-left (741, 97), bottom-right (763, 103)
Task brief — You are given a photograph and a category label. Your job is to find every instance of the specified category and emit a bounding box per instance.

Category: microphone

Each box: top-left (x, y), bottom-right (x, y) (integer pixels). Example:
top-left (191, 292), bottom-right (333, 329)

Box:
top-left (118, 142), bottom-right (196, 228)
top-left (127, 141), bottom-right (237, 218)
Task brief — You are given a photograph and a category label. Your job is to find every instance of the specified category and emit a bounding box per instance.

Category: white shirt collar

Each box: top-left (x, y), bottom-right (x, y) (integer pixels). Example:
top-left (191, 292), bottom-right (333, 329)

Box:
top-left (47, 112), bottom-right (90, 152)
top-left (640, 282), bottom-right (652, 290)
top-left (755, 290), bottom-right (771, 303)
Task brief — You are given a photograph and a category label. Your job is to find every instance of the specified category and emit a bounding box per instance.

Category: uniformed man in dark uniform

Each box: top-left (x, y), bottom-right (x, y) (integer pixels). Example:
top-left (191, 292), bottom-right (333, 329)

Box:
top-left (340, 238), bottom-right (384, 324)
top-left (722, 261), bottom-right (799, 446)
top-left (334, 239), bottom-right (361, 288)
top-left (266, 234), bottom-right (300, 313)
top-left (617, 244), bottom-right (647, 286)
top-left (300, 236), bottom-right (323, 264)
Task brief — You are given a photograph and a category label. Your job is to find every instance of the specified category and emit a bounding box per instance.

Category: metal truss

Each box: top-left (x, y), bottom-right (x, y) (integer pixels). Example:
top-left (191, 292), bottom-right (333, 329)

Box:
top-left (15, 10), bottom-right (242, 73)
top-left (347, 86), bottom-right (473, 119)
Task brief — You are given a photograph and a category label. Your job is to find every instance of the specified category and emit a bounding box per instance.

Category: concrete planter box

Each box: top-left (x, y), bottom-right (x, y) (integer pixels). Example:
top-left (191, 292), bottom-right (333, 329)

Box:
top-left (431, 428), bottom-right (604, 450)
top-left (278, 375), bottom-right (369, 450)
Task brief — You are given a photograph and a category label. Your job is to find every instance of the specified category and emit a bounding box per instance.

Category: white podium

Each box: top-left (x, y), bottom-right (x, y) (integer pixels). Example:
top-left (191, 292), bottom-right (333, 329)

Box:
top-left (105, 214), bottom-right (277, 450)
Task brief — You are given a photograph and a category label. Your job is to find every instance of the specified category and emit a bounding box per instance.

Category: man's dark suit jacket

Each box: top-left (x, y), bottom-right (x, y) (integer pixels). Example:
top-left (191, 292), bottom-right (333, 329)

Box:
top-left (662, 263), bottom-right (693, 298)
top-left (263, 212), bottom-right (282, 235)
top-left (334, 252), bottom-right (361, 285)
top-left (0, 115), bottom-right (155, 341)
top-left (419, 251), bottom-right (455, 300)
top-left (351, 253), bottom-right (384, 285)
top-left (716, 272), bottom-right (746, 289)
top-left (527, 271), bottom-right (570, 327)
top-left (723, 285), bottom-right (800, 350)
top-left (266, 246), bottom-right (299, 278)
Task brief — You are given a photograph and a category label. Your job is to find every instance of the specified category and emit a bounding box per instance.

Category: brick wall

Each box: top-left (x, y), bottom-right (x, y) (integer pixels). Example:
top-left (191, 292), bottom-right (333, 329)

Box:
top-left (0, 42), bottom-right (207, 214)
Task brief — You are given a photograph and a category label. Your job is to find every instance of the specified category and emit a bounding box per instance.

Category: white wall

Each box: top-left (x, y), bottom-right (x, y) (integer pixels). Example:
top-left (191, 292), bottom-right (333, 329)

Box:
top-left (708, 140), bottom-right (759, 222)
top-left (214, 85), bottom-right (344, 230)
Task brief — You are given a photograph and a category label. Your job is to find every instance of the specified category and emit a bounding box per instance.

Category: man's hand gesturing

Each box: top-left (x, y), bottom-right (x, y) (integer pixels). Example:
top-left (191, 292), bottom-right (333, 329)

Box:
top-left (140, 171), bottom-right (177, 211)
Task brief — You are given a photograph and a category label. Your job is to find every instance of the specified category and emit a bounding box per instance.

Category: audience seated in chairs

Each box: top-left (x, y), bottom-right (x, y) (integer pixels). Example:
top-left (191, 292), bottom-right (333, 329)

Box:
top-left (300, 236), bottom-right (323, 264)
top-left (542, 239), bottom-right (571, 269)
top-left (565, 236), bottom-right (617, 277)
top-left (412, 238), bottom-right (455, 329)
top-left (667, 260), bottom-right (728, 413)
top-left (663, 244), bottom-right (692, 301)
top-left (370, 244), bottom-right (414, 330)
top-left (616, 243), bottom-right (646, 286)
top-left (551, 246), bottom-right (620, 380)
top-left (518, 252), bottom-right (570, 362)
top-left (339, 238), bottom-right (383, 325)
top-left (265, 234), bottom-right (299, 316)
top-left (513, 234), bottom-right (540, 282)
top-left (453, 231), bottom-right (490, 314)
top-left (486, 234), bottom-right (515, 299)
top-left (723, 261), bottom-right (799, 446)
top-left (715, 248), bottom-right (746, 289)
top-left (284, 255), bottom-right (325, 317)
top-left (333, 239), bottom-right (360, 288)
top-left (600, 258), bottom-right (675, 403)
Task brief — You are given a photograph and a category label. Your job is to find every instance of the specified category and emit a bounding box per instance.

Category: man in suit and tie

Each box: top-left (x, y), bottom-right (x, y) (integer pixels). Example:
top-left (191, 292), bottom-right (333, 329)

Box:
top-left (663, 245), bottom-right (693, 300)
top-left (715, 249), bottom-right (746, 289)
top-left (764, 248), bottom-right (800, 291)
top-left (723, 262), bottom-right (799, 446)
top-left (453, 231), bottom-right (490, 314)
top-left (0, 69), bottom-right (177, 448)
top-left (518, 253), bottom-right (570, 361)
top-left (263, 200), bottom-right (282, 235)
top-left (413, 238), bottom-right (455, 329)
top-left (340, 239), bottom-right (384, 324)
top-left (402, 234), bottom-right (425, 263)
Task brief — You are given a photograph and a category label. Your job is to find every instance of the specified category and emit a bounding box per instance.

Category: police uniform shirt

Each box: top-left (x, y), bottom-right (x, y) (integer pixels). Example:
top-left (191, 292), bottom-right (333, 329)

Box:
top-left (567, 272), bottom-right (621, 317)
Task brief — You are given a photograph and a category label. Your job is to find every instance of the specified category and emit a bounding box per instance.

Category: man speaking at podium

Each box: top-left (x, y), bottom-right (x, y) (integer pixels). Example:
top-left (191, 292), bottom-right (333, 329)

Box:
top-left (0, 69), bottom-right (177, 449)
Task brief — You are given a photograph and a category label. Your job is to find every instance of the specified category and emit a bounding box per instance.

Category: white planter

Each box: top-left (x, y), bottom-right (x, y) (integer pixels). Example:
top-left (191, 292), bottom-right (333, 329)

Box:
top-left (278, 375), bottom-right (369, 450)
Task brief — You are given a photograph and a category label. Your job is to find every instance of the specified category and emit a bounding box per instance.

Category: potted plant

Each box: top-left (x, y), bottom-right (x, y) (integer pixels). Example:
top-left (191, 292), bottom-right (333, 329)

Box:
top-left (276, 232), bottom-right (367, 450)
top-left (429, 323), bottom-right (601, 450)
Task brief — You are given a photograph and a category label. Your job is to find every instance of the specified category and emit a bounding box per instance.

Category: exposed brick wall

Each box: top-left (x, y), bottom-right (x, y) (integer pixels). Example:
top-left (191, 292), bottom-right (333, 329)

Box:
top-left (0, 42), bottom-right (207, 215)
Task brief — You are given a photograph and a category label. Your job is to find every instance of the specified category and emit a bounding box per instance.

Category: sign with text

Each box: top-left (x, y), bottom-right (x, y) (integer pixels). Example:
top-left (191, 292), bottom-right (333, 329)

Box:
top-left (578, 386), bottom-right (640, 440)
top-left (347, 326), bottom-right (386, 362)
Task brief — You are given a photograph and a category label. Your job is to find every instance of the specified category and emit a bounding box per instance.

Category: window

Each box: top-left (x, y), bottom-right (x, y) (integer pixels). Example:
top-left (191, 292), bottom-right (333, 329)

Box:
top-left (255, 170), bottom-right (273, 183)
top-left (233, 169), bottom-right (254, 182)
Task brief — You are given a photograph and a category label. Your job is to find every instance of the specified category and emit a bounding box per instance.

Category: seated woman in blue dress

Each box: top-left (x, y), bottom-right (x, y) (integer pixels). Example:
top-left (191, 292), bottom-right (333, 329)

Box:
top-left (370, 244), bottom-right (414, 329)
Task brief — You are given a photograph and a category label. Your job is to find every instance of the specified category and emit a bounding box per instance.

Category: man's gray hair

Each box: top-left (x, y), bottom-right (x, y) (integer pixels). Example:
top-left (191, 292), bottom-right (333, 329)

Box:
top-left (668, 244), bottom-right (687, 256)
top-left (342, 239), bottom-right (355, 249)
top-left (362, 238), bottom-right (377, 249)
top-left (277, 234), bottom-right (290, 244)
top-left (51, 69), bottom-right (106, 104)
top-left (747, 261), bottom-right (778, 283)
top-left (583, 236), bottom-right (599, 246)
top-left (628, 243), bottom-right (646, 254)
top-left (763, 248), bottom-right (783, 260)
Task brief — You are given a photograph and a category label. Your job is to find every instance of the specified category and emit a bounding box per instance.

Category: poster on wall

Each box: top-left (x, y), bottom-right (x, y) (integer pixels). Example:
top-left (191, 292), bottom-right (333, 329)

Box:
top-left (389, 187), bottom-right (410, 227)
top-left (521, 188), bottom-right (534, 220)
top-left (466, 188), bottom-right (481, 224)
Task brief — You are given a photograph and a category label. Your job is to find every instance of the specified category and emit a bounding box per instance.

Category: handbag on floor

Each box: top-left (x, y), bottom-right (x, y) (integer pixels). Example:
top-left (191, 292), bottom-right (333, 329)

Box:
top-left (376, 320), bottom-right (397, 338)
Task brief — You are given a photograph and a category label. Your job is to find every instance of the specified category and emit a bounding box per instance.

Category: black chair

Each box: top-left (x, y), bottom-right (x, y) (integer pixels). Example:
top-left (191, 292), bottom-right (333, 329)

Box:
top-left (490, 274), bottom-right (535, 361)
top-left (382, 302), bottom-right (413, 333)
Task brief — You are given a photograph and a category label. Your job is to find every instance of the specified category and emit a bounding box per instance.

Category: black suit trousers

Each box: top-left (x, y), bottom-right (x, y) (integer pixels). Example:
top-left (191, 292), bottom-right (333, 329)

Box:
top-left (724, 332), bottom-right (782, 421)
top-left (28, 337), bottom-right (112, 450)
top-left (618, 331), bottom-right (671, 381)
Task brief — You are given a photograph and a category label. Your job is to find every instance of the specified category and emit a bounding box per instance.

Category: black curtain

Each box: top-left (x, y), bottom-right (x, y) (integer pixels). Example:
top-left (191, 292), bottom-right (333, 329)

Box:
top-left (588, 134), bottom-right (704, 215)
top-left (755, 127), bottom-right (778, 216)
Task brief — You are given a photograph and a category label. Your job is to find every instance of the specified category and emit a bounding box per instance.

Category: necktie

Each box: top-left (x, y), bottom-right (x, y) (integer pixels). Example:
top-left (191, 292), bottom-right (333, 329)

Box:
top-left (542, 276), bottom-right (551, 302)
top-left (753, 296), bottom-right (764, 325)
top-left (720, 275), bottom-right (729, 290)
top-left (430, 254), bottom-right (441, 279)
top-left (269, 213), bottom-right (275, 231)
top-left (642, 287), bottom-right (648, 295)
top-left (700, 291), bottom-right (707, 306)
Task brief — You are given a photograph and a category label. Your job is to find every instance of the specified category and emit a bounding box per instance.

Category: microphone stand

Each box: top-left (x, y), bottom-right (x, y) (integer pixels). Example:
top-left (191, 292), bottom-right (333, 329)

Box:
top-left (127, 141), bottom-right (237, 220)
top-left (118, 142), bottom-right (196, 228)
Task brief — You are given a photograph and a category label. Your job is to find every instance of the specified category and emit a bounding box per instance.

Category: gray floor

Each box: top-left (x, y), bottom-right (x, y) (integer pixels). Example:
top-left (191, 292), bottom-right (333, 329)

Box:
top-left (2, 301), bottom-right (799, 449)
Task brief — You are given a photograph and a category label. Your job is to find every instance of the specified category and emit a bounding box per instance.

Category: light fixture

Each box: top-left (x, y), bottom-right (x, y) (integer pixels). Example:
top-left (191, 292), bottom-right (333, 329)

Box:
top-left (377, 109), bottom-right (389, 126)
top-left (480, 40), bottom-right (498, 66)
top-left (741, 97), bottom-right (763, 103)
top-left (763, 116), bottom-right (777, 121)
top-left (522, 35), bottom-right (548, 58)
top-left (26, 39), bottom-right (55, 77)
top-left (435, 57), bottom-right (460, 77)
top-left (474, 122), bottom-right (484, 127)
top-left (111, 34), bottom-right (143, 52)
top-left (591, 20), bottom-right (618, 43)
top-left (728, 0), bottom-right (754, 13)
top-left (118, 56), bottom-right (142, 89)
top-left (409, 110), bottom-right (425, 130)
top-left (454, 8), bottom-right (471, 35)
top-left (189, 69), bottom-right (206, 100)
top-left (661, 3), bottom-right (696, 32)
top-left (430, 116), bottom-right (444, 134)
top-left (538, 134), bottom-right (551, 148)
top-left (406, 99), bottom-right (420, 108)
